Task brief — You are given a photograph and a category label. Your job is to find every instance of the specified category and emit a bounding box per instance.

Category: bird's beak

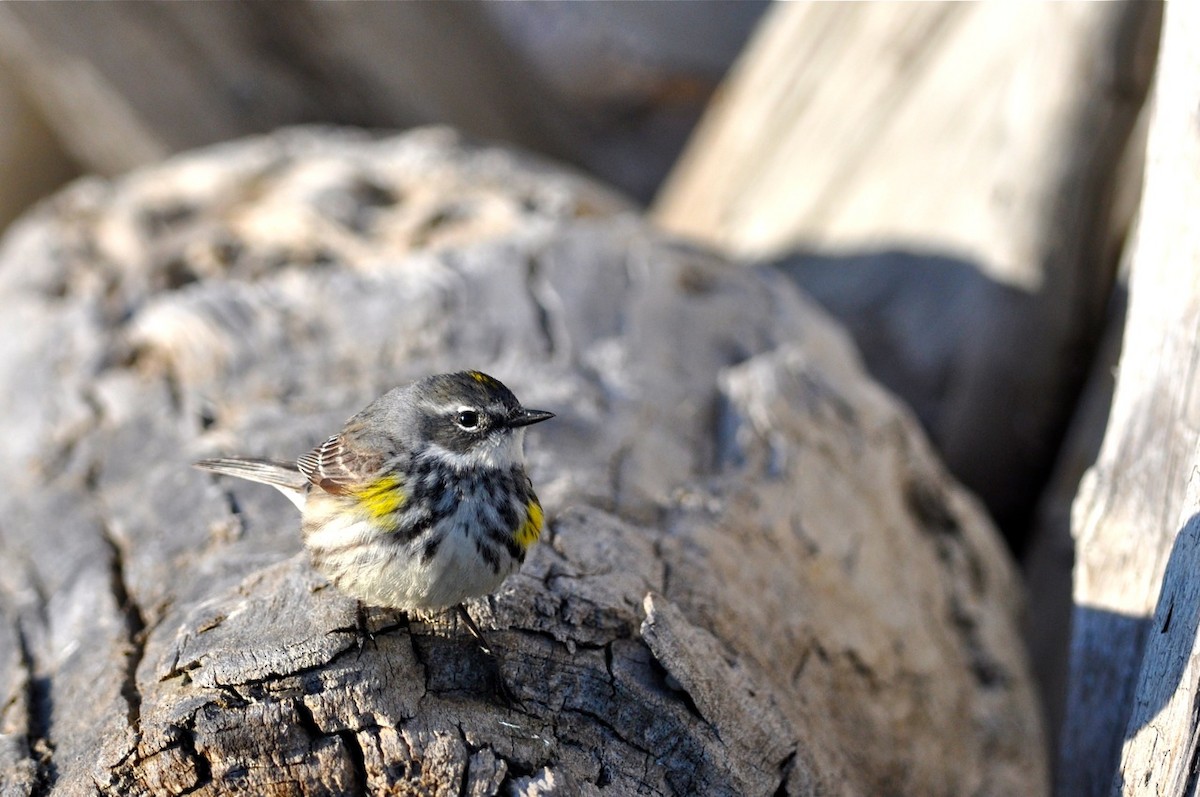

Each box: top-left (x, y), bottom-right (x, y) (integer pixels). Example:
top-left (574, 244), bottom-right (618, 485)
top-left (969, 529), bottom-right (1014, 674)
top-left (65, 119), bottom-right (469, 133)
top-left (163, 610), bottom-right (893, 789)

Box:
top-left (508, 407), bottom-right (555, 428)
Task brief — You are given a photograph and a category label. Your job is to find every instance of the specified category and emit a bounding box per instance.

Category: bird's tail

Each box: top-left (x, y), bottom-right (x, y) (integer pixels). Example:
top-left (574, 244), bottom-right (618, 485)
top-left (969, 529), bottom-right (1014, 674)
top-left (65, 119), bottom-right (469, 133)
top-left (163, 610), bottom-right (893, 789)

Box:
top-left (194, 457), bottom-right (308, 509)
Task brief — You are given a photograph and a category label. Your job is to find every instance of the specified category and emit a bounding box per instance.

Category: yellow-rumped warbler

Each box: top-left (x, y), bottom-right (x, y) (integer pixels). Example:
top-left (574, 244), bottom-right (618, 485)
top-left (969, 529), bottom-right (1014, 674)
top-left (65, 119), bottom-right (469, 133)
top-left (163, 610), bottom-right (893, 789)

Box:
top-left (195, 371), bottom-right (553, 624)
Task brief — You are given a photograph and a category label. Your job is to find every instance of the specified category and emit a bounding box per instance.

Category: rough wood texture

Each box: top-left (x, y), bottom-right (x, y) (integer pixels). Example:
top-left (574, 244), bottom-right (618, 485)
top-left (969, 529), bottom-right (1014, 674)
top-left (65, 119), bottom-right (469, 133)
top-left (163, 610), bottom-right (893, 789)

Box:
top-left (1061, 4), bottom-right (1200, 795)
top-left (1116, 463), bottom-right (1200, 795)
top-left (653, 2), bottom-right (1152, 270)
top-left (652, 2), bottom-right (1160, 532)
top-left (0, 127), bottom-right (1045, 795)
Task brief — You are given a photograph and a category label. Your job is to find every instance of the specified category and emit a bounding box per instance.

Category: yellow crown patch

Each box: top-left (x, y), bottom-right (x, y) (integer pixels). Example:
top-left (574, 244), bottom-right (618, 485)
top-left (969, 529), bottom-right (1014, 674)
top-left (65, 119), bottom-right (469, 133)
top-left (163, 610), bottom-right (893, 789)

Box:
top-left (468, 370), bottom-right (500, 388)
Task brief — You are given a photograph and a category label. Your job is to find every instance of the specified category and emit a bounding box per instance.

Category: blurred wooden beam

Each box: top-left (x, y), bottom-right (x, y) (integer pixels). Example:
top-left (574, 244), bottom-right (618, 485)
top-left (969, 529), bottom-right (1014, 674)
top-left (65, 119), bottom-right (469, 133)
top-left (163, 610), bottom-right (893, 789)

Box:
top-left (1062, 3), bottom-right (1200, 794)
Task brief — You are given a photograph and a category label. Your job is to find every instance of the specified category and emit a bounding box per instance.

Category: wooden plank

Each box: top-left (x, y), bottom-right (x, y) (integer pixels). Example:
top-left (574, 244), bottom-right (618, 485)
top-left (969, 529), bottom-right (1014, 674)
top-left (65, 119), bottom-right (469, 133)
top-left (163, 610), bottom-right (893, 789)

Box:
top-left (1059, 3), bottom-right (1200, 795)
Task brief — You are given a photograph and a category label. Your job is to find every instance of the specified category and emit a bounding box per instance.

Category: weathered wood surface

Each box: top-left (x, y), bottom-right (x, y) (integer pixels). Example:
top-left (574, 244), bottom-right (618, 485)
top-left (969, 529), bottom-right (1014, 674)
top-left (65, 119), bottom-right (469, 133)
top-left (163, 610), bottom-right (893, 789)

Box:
top-left (653, 2), bottom-right (1153, 268)
top-left (0, 127), bottom-right (1045, 795)
top-left (1060, 4), bottom-right (1200, 795)
top-left (0, 3), bottom-right (561, 174)
top-left (0, 3), bottom-right (765, 204)
top-left (652, 2), bottom-right (1160, 533)
top-left (1116, 462), bottom-right (1200, 796)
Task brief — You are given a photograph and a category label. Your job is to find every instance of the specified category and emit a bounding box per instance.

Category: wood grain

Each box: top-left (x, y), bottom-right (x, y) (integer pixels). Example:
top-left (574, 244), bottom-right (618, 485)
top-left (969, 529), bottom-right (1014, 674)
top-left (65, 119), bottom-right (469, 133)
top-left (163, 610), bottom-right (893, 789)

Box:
top-left (1061, 4), bottom-right (1200, 795)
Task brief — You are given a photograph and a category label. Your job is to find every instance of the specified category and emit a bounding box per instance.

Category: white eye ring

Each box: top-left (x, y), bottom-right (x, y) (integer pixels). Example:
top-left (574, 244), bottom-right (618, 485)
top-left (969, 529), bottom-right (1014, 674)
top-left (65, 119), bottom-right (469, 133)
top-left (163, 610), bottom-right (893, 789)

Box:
top-left (454, 408), bottom-right (482, 431)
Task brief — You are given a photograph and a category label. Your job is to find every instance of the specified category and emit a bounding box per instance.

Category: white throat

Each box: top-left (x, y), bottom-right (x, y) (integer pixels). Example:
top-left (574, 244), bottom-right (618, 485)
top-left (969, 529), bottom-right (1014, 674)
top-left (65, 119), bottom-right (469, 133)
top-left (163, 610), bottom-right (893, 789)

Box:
top-left (426, 429), bottom-right (526, 472)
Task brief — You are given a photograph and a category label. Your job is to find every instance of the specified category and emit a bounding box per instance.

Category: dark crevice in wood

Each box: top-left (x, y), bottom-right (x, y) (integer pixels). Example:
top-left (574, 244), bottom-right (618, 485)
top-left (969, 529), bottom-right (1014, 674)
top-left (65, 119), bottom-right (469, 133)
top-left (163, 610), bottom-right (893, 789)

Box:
top-left (162, 367), bottom-right (184, 417)
top-left (654, 537), bottom-right (673, 601)
top-left (291, 697), bottom-right (322, 738)
top-left (292, 696), bottom-right (369, 790)
top-left (566, 702), bottom-right (654, 762)
top-left (711, 389), bottom-right (746, 472)
top-left (1180, 695), bottom-right (1200, 797)
top-left (904, 477), bottom-right (962, 538)
top-left (653, 657), bottom-right (715, 737)
top-left (773, 749), bottom-right (797, 797)
top-left (495, 754), bottom-right (536, 792)
top-left (608, 444), bottom-right (632, 519)
top-left (525, 252), bottom-right (558, 357)
top-left (101, 525), bottom-right (149, 732)
top-left (595, 760), bottom-right (612, 788)
top-left (509, 624), bottom-right (613, 656)
top-left (404, 622), bottom-right (433, 698)
top-left (15, 622), bottom-right (54, 797)
top-left (201, 634), bottom-right (366, 696)
top-left (174, 724), bottom-right (213, 796)
top-left (221, 487), bottom-right (244, 522)
top-left (337, 729), bottom-right (368, 795)
top-left (212, 685), bottom-right (251, 711)
top-left (950, 600), bottom-right (1011, 690)
top-left (603, 642), bottom-right (617, 685)
top-left (454, 723), bottom-right (474, 797)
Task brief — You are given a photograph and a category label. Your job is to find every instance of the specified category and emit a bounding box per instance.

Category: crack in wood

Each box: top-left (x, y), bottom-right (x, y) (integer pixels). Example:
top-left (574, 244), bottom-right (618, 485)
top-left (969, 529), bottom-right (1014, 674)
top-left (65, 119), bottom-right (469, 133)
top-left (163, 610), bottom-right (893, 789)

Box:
top-left (173, 724), bottom-right (213, 796)
top-left (14, 622), bottom-right (53, 797)
top-left (773, 749), bottom-right (797, 797)
top-left (336, 728), bottom-right (368, 795)
top-left (101, 527), bottom-right (150, 733)
top-left (525, 252), bottom-right (558, 358)
top-left (949, 596), bottom-right (1012, 690)
top-left (290, 696), bottom-right (364, 792)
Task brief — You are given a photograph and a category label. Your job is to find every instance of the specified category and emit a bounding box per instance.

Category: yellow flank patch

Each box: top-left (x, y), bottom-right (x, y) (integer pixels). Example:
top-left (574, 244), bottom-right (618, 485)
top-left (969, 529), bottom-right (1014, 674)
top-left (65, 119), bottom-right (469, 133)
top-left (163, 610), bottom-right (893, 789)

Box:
top-left (354, 475), bottom-right (405, 519)
top-left (516, 499), bottom-right (544, 549)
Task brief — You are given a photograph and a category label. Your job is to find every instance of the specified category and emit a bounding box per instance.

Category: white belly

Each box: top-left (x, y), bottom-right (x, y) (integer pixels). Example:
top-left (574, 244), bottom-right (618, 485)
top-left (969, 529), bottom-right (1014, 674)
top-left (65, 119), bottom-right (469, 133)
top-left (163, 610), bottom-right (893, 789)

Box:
top-left (303, 510), bottom-right (519, 610)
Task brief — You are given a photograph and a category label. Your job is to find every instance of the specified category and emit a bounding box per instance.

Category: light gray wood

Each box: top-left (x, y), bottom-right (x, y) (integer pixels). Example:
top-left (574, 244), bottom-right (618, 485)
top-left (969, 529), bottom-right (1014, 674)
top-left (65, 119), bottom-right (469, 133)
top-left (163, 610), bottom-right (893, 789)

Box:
top-left (0, 127), bottom-right (1045, 795)
top-left (1115, 477), bottom-right (1200, 796)
top-left (653, 2), bottom-right (1152, 269)
top-left (652, 2), bottom-right (1160, 531)
top-left (0, 3), bottom-right (766, 204)
top-left (1059, 3), bottom-right (1200, 794)
top-left (0, 3), bottom-right (563, 174)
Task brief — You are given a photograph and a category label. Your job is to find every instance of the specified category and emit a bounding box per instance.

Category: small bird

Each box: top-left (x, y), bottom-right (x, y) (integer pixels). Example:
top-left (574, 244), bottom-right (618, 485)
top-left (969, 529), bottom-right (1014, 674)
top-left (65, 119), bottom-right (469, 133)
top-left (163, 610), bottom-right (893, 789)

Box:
top-left (195, 371), bottom-right (553, 639)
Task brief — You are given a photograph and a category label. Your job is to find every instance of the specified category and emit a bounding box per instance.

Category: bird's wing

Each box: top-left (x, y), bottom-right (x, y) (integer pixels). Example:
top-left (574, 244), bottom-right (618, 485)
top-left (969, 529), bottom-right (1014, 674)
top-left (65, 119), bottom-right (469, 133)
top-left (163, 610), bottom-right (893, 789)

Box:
top-left (297, 433), bottom-right (386, 495)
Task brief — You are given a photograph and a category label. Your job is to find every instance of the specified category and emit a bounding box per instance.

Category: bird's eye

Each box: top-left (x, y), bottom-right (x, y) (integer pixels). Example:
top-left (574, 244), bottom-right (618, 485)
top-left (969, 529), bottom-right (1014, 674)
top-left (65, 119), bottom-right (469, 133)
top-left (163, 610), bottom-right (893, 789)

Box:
top-left (454, 410), bottom-right (481, 430)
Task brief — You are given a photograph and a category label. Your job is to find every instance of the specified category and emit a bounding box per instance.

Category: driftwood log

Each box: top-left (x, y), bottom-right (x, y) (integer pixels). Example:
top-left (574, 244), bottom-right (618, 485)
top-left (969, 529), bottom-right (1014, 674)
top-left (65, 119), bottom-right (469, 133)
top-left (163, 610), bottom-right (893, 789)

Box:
top-left (0, 128), bottom-right (1045, 795)
top-left (1060, 4), bottom-right (1200, 796)
top-left (0, 3), bottom-right (764, 204)
top-left (651, 2), bottom-right (1160, 536)
top-left (649, 6), bottom-right (1162, 765)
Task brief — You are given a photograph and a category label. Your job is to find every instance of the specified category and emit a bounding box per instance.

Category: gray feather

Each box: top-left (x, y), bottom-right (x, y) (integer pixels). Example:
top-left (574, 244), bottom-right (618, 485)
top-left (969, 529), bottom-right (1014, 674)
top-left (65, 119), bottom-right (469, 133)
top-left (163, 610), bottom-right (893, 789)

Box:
top-left (194, 457), bottom-right (308, 509)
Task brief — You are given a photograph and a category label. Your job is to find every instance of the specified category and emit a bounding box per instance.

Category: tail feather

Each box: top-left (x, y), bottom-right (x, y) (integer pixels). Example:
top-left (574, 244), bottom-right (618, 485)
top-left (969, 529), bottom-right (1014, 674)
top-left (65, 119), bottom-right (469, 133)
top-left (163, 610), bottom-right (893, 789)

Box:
top-left (194, 457), bottom-right (308, 509)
